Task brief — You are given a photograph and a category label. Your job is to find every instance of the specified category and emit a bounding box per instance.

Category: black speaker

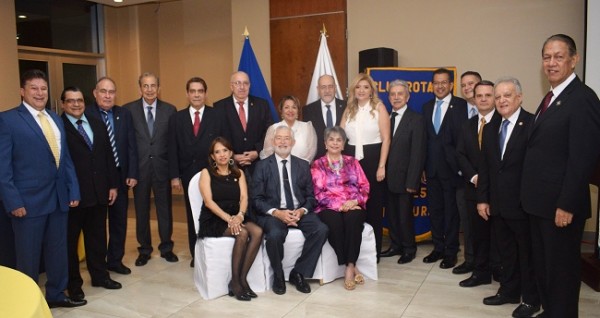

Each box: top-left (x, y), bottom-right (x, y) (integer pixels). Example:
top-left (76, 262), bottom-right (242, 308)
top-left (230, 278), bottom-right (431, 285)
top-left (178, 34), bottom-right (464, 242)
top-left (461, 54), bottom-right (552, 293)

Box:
top-left (359, 47), bottom-right (398, 73)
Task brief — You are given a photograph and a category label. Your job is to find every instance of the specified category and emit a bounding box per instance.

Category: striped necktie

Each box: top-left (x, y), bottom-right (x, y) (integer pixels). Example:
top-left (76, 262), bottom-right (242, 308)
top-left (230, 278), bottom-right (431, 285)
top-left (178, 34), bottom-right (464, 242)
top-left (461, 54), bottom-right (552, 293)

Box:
top-left (101, 110), bottom-right (120, 167)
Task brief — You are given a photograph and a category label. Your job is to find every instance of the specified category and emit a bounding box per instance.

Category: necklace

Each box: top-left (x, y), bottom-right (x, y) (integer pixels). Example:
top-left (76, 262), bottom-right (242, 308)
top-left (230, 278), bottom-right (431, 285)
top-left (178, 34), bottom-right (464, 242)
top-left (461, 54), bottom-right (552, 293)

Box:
top-left (326, 155), bottom-right (343, 175)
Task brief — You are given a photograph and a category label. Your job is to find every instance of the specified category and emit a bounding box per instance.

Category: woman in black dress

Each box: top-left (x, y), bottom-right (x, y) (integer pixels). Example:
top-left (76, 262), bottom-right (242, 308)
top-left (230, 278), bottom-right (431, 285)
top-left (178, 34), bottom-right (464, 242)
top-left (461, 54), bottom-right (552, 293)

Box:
top-left (198, 137), bottom-right (263, 301)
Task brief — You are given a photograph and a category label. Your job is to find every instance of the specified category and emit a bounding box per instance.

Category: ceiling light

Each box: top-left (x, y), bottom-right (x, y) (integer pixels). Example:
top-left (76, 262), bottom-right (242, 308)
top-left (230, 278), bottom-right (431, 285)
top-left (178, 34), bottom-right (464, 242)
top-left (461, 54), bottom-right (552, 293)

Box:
top-left (18, 15), bottom-right (27, 19)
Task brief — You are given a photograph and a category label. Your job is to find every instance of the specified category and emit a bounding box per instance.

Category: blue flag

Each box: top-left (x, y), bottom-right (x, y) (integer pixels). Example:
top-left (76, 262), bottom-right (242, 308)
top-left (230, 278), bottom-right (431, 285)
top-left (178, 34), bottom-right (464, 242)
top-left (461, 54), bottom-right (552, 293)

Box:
top-left (237, 37), bottom-right (279, 121)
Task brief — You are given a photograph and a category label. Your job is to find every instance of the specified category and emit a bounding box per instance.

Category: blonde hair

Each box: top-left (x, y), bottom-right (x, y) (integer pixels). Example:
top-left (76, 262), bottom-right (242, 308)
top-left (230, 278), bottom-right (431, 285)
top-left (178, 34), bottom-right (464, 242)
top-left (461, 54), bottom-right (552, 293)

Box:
top-left (346, 73), bottom-right (382, 121)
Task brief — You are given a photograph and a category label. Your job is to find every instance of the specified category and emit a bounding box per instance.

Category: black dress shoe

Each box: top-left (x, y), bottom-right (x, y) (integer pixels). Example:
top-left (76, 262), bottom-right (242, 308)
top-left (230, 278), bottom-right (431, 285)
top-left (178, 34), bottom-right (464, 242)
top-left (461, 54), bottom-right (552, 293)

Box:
top-left (68, 288), bottom-right (85, 301)
top-left (452, 261), bottom-right (474, 274)
top-left (272, 277), bottom-right (286, 295)
top-left (512, 303), bottom-right (541, 318)
top-left (92, 278), bottom-right (122, 289)
top-left (380, 248), bottom-right (403, 258)
top-left (161, 251), bottom-right (179, 262)
top-left (483, 294), bottom-right (520, 306)
top-left (108, 263), bottom-right (131, 275)
top-left (135, 254), bottom-right (150, 266)
top-left (288, 269), bottom-right (311, 293)
top-left (423, 251), bottom-right (443, 263)
top-left (397, 253), bottom-right (416, 264)
top-left (47, 297), bottom-right (87, 308)
top-left (459, 274), bottom-right (492, 287)
top-left (440, 256), bottom-right (457, 269)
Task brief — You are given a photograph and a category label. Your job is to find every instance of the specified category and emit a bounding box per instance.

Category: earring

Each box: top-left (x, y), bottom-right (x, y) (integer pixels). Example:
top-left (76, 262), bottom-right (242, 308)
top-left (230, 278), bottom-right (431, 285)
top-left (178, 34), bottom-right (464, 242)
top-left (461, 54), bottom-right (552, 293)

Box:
top-left (211, 161), bottom-right (217, 168)
top-left (228, 158), bottom-right (234, 166)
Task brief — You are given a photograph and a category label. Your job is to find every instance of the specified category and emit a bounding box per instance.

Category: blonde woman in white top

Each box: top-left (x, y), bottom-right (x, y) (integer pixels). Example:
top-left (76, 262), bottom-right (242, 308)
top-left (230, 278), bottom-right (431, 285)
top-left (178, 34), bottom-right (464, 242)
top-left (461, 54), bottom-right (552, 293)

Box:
top-left (341, 73), bottom-right (390, 257)
top-left (260, 95), bottom-right (317, 163)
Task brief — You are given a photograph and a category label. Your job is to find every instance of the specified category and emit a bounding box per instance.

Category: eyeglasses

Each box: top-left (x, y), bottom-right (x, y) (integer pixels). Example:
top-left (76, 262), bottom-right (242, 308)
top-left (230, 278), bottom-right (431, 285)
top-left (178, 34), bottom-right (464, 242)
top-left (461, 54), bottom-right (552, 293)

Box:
top-left (231, 81), bottom-right (250, 87)
top-left (64, 98), bottom-right (84, 104)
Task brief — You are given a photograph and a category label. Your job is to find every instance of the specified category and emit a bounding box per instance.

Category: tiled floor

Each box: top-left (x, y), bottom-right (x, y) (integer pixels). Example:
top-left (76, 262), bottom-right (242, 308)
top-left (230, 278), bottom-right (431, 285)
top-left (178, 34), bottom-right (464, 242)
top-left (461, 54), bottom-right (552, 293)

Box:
top-left (46, 201), bottom-right (600, 317)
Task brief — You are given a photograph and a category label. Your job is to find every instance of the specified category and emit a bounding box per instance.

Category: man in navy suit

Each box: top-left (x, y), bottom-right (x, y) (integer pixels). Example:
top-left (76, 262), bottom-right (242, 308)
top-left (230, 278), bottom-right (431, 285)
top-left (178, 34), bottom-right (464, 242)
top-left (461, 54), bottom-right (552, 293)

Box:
top-left (302, 74), bottom-right (346, 159)
top-left (169, 77), bottom-right (223, 266)
top-left (0, 70), bottom-right (84, 308)
top-left (521, 34), bottom-right (600, 318)
top-left (252, 126), bottom-right (328, 295)
top-left (421, 68), bottom-right (468, 269)
top-left (124, 73), bottom-right (178, 266)
top-left (86, 77), bottom-right (138, 273)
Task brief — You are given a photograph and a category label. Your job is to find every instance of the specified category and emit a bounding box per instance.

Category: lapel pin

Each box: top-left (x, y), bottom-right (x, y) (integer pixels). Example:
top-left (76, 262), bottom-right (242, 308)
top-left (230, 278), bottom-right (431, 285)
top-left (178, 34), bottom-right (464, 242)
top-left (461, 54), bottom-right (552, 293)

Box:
top-left (449, 105), bottom-right (453, 109)
top-left (556, 101), bottom-right (561, 106)
top-left (518, 122), bottom-right (523, 126)
top-left (116, 116), bottom-right (120, 120)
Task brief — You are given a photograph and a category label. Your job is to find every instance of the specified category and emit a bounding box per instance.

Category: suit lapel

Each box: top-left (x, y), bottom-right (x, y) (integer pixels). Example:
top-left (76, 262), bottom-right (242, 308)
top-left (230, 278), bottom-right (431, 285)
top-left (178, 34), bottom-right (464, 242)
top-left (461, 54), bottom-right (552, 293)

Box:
top-left (269, 156), bottom-right (281, 202)
top-left (531, 77), bottom-right (579, 134)
top-left (335, 99), bottom-right (344, 125)
top-left (18, 105), bottom-right (47, 145)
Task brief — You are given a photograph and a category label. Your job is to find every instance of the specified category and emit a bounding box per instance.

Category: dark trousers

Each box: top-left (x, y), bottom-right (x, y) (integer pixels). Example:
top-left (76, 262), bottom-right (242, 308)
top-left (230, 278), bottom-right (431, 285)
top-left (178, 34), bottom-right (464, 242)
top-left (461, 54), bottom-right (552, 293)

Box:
top-left (12, 209), bottom-right (68, 302)
top-left (457, 187), bottom-right (474, 264)
top-left (134, 165), bottom-right (173, 255)
top-left (468, 199), bottom-right (495, 277)
top-left (106, 172), bottom-right (129, 267)
top-left (317, 209), bottom-right (366, 265)
top-left (67, 205), bottom-right (109, 290)
top-left (386, 191), bottom-right (417, 254)
top-left (345, 143), bottom-right (385, 254)
top-left (529, 214), bottom-right (585, 318)
top-left (0, 204), bottom-right (16, 268)
top-left (256, 213), bottom-right (328, 279)
top-left (493, 215), bottom-right (539, 305)
top-left (427, 176), bottom-right (460, 256)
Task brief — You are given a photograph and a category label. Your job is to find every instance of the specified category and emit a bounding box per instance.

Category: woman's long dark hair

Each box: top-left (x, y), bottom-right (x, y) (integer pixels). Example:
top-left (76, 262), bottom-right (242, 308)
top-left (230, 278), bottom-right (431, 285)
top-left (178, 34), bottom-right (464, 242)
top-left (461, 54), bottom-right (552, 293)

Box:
top-left (207, 137), bottom-right (241, 178)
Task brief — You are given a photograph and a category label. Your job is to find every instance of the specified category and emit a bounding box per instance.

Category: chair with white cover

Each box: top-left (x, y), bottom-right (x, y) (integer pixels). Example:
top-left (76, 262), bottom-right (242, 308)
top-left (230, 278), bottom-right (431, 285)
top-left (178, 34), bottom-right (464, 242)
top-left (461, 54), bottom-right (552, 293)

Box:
top-left (262, 227), bottom-right (307, 289)
top-left (189, 171), bottom-right (267, 300)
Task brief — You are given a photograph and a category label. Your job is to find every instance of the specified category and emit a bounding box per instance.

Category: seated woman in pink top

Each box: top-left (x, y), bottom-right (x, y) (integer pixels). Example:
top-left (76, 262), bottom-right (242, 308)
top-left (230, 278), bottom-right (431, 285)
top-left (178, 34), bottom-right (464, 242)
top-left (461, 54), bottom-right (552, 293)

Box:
top-left (310, 126), bottom-right (370, 291)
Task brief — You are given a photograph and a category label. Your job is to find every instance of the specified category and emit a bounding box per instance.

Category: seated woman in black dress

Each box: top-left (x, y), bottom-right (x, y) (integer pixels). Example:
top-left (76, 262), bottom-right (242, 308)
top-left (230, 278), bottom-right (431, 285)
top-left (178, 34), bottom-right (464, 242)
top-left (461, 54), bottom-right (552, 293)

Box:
top-left (198, 137), bottom-right (263, 301)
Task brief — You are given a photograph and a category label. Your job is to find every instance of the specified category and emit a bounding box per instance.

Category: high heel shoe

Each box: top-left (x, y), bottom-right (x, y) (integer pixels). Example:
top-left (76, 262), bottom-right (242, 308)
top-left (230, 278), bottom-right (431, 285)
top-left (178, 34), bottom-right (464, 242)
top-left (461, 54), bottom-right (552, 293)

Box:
top-left (243, 287), bottom-right (257, 298)
top-left (228, 282), bottom-right (251, 301)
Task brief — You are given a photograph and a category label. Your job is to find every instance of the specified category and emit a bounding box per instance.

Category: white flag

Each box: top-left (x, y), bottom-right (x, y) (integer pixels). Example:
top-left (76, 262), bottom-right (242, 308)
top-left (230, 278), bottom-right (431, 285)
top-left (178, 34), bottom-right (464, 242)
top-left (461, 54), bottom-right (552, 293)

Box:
top-left (306, 32), bottom-right (343, 104)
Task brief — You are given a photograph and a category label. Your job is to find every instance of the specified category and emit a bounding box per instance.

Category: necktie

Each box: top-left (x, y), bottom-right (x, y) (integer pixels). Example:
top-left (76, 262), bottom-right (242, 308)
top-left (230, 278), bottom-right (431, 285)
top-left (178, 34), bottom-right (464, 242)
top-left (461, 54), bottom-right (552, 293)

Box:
top-left (478, 117), bottom-right (486, 150)
top-left (101, 110), bottom-right (120, 167)
top-left (433, 100), bottom-right (443, 134)
top-left (325, 104), bottom-right (334, 128)
top-left (281, 159), bottom-right (294, 210)
top-left (193, 110), bottom-right (201, 136)
top-left (390, 111), bottom-right (398, 138)
top-left (537, 91), bottom-right (554, 120)
top-left (237, 101), bottom-right (247, 131)
top-left (146, 106), bottom-right (154, 137)
top-left (499, 119), bottom-right (510, 158)
top-left (76, 119), bottom-right (93, 150)
top-left (38, 112), bottom-right (60, 168)
top-left (469, 107), bottom-right (478, 119)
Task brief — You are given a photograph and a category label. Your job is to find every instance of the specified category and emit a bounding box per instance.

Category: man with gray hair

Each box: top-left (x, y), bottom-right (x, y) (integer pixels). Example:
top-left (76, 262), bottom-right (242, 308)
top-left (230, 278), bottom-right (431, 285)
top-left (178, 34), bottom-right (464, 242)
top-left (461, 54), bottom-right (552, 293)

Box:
top-left (477, 77), bottom-right (540, 317)
top-left (252, 125), bottom-right (328, 295)
top-left (382, 79), bottom-right (426, 264)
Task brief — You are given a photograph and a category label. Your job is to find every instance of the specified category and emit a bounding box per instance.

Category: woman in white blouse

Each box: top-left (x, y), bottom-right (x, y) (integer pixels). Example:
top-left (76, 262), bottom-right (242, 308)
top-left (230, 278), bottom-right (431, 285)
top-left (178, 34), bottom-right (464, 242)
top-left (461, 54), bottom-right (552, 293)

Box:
top-left (260, 95), bottom-right (317, 163)
top-left (341, 73), bottom-right (390, 258)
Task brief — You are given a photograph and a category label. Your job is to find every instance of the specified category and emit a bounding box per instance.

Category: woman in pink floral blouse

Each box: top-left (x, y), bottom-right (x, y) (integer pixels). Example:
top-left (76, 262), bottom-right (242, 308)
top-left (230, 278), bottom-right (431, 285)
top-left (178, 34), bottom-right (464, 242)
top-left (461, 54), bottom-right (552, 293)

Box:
top-left (310, 126), bottom-right (370, 290)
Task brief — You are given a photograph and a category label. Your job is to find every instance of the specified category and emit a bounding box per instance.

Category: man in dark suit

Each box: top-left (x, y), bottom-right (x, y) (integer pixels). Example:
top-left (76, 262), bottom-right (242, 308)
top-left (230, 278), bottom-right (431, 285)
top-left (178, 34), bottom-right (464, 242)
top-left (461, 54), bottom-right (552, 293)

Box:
top-left (60, 87), bottom-right (121, 301)
top-left (86, 77), bottom-right (138, 274)
top-left (169, 77), bottom-right (223, 266)
top-left (521, 34), bottom-right (600, 318)
top-left (477, 77), bottom-right (540, 318)
top-left (456, 80), bottom-right (499, 287)
top-left (421, 68), bottom-right (468, 269)
top-left (252, 125), bottom-right (328, 295)
top-left (302, 74), bottom-right (346, 159)
top-left (214, 71), bottom-right (273, 175)
top-left (0, 70), bottom-right (84, 308)
top-left (124, 73), bottom-right (178, 266)
top-left (384, 79), bottom-right (426, 264)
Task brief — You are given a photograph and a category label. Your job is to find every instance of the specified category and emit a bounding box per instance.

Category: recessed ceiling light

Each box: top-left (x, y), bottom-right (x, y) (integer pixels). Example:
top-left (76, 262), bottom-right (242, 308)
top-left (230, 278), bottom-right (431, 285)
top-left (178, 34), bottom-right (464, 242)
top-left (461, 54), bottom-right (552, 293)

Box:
top-left (18, 15), bottom-right (27, 19)
top-left (114, 0), bottom-right (123, 3)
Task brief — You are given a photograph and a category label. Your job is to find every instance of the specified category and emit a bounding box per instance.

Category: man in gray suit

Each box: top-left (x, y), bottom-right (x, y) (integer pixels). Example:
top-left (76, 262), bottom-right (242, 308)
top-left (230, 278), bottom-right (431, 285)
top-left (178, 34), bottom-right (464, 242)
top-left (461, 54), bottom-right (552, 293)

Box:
top-left (384, 79), bottom-right (426, 264)
top-left (123, 72), bottom-right (178, 266)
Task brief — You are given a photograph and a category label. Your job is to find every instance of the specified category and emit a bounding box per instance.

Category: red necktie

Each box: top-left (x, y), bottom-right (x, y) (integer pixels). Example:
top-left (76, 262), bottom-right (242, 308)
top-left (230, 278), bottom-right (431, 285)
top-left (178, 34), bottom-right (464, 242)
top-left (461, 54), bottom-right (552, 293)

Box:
top-left (193, 110), bottom-right (200, 136)
top-left (237, 101), bottom-right (247, 131)
top-left (537, 91), bottom-right (554, 119)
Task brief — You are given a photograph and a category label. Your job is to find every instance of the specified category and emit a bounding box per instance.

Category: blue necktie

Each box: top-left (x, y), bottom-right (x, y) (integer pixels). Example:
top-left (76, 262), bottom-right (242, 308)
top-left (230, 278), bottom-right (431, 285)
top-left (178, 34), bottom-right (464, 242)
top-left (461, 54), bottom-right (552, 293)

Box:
top-left (101, 110), bottom-right (120, 167)
top-left (499, 119), bottom-right (510, 159)
top-left (433, 100), bottom-right (443, 134)
top-left (469, 107), bottom-right (478, 119)
top-left (325, 105), bottom-right (333, 128)
top-left (76, 119), bottom-right (93, 150)
top-left (281, 159), bottom-right (294, 210)
top-left (146, 106), bottom-right (154, 137)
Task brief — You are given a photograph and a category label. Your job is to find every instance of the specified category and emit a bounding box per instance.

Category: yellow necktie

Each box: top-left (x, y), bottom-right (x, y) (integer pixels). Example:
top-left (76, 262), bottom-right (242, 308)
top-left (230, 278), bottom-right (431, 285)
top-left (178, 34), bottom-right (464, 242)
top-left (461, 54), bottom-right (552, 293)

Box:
top-left (478, 117), bottom-right (486, 149)
top-left (38, 112), bottom-right (60, 167)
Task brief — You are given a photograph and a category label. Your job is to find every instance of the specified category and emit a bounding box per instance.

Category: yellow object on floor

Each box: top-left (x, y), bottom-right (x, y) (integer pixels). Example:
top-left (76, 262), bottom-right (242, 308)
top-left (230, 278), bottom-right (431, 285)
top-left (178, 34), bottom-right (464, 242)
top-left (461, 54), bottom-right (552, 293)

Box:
top-left (78, 231), bottom-right (85, 262)
top-left (0, 265), bottom-right (53, 318)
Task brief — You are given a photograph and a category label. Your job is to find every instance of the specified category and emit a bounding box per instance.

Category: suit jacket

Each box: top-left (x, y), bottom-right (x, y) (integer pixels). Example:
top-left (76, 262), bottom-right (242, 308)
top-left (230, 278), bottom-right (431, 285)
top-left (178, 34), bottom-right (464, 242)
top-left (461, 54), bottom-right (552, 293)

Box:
top-left (457, 112), bottom-right (501, 200)
top-left (477, 109), bottom-right (533, 219)
top-left (214, 95), bottom-right (273, 158)
top-left (302, 98), bottom-right (346, 159)
top-left (0, 104), bottom-right (80, 216)
top-left (123, 98), bottom-right (176, 182)
top-left (386, 108), bottom-right (426, 193)
top-left (422, 95), bottom-right (468, 182)
top-left (62, 114), bottom-right (118, 208)
top-left (251, 154), bottom-right (316, 215)
top-left (168, 106), bottom-right (223, 186)
top-left (521, 76), bottom-right (600, 219)
top-left (86, 103), bottom-right (139, 181)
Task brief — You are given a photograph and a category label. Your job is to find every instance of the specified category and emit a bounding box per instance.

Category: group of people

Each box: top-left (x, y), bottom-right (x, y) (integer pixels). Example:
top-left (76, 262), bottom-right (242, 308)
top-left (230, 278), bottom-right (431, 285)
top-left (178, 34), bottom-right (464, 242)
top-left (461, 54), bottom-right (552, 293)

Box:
top-left (0, 33), bottom-right (598, 318)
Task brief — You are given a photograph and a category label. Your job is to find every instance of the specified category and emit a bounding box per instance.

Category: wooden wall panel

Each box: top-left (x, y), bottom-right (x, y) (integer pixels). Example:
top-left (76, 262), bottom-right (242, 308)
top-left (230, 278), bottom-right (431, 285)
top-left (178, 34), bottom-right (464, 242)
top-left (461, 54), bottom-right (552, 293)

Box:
top-left (270, 0), bottom-right (345, 18)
